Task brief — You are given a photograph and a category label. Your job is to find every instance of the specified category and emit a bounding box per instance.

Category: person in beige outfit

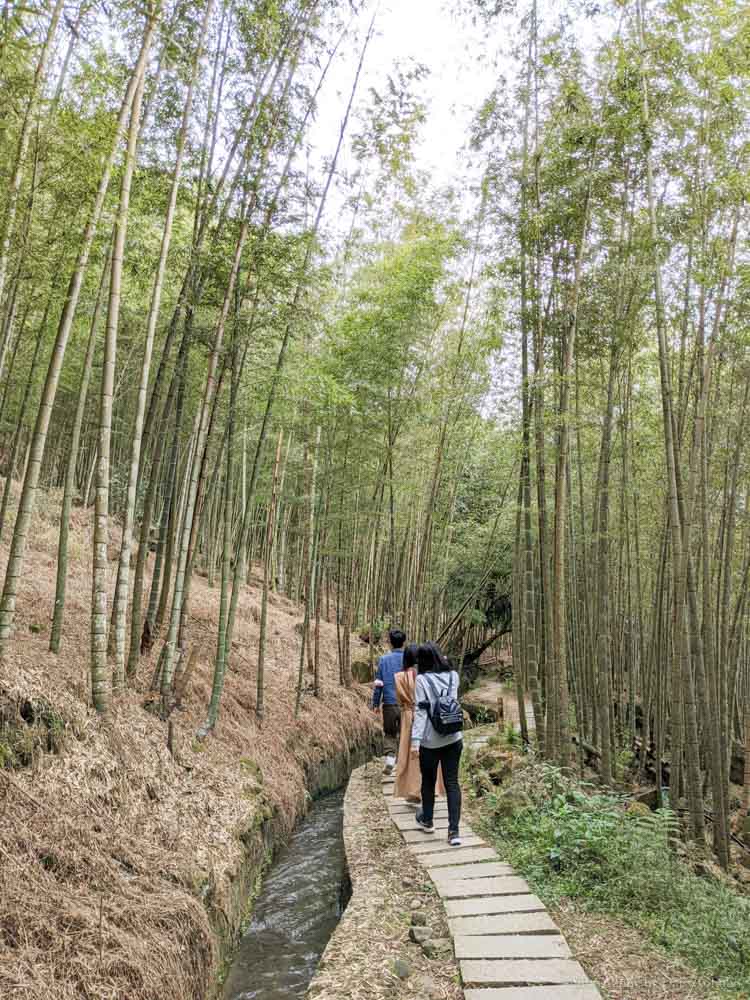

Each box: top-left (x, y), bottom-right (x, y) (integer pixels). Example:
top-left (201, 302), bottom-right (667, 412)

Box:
top-left (394, 645), bottom-right (444, 802)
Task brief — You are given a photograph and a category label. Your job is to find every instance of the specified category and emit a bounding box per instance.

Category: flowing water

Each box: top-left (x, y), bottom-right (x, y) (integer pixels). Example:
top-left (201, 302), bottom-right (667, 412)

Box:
top-left (222, 790), bottom-right (349, 1000)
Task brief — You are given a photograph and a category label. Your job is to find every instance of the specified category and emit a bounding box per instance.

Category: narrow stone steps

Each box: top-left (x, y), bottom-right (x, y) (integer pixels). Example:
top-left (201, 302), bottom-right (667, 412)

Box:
top-left (448, 912), bottom-right (558, 937)
top-left (461, 958), bottom-right (590, 986)
top-left (444, 895), bottom-right (546, 918)
top-left (406, 835), bottom-right (488, 854)
top-left (437, 876), bottom-right (533, 899)
top-left (422, 847), bottom-right (499, 868)
top-left (464, 987), bottom-right (603, 1000)
top-left (389, 801), bottom-right (449, 815)
top-left (430, 862), bottom-right (515, 881)
top-left (455, 934), bottom-right (572, 961)
top-left (380, 744), bottom-right (604, 998)
top-left (402, 828), bottom-right (477, 844)
top-left (392, 814), bottom-right (453, 831)
top-left (389, 807), bottom-right (450, 820)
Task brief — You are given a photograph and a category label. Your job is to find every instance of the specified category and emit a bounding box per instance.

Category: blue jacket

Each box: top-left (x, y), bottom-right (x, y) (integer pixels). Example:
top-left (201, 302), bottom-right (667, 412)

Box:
top-left (372, 649), bottom-right (404, 708)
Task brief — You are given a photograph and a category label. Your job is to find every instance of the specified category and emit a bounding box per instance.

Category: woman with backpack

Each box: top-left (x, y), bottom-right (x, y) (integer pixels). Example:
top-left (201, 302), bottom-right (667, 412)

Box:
top-left (410, 641), bottom-right (463, 846)
top-left (394, 644), bottom-right (446, 804)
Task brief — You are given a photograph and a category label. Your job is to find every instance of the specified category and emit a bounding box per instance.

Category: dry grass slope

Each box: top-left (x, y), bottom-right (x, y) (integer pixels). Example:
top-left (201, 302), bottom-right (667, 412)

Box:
top-left (0, 484), bottom-right (376, 1000)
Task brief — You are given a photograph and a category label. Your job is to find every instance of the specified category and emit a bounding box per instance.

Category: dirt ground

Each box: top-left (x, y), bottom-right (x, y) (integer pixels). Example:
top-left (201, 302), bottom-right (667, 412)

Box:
top-left (464, 675), bottom-right (535, 730)
top-left (0, 484), bottom-right (376, 1000)
top-left (556, 905), bottom-right (736, 1000)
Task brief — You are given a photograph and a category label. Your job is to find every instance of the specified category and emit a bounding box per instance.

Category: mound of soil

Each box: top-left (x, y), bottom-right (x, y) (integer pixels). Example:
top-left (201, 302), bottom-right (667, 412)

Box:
top-left (0, 485), bottom-right (376, 1000)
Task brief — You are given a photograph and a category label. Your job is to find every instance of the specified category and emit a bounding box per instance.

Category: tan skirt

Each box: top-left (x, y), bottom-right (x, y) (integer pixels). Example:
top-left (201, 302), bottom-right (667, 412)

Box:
top-left (394, 707), bottom-right (445, 800)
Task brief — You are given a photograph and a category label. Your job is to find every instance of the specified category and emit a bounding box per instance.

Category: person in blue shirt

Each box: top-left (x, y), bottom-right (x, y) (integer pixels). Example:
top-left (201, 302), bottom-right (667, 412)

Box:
top-left (372, 628), bottom-right (406, 774)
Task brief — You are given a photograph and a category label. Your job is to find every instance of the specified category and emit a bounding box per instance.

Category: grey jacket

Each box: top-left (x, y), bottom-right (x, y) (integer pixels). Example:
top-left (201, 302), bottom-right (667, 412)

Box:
top-left (411, 671), bottom-right (462, 750)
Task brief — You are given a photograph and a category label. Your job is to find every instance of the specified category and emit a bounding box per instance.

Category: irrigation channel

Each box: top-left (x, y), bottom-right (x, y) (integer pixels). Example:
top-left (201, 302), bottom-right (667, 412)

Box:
top-left (222, 789), bottom-right (350, 1000)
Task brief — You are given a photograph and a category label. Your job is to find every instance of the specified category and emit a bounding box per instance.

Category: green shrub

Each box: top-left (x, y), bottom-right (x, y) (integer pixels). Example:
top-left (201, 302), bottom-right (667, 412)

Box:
top-left (0, 698), bottom-right (67, 768)
top-left (501, 721), bottom-right (523, 748)
top-left (473, 705), bottom-right (494, 725)
top-left (475, 760), bottom-right (750, 998)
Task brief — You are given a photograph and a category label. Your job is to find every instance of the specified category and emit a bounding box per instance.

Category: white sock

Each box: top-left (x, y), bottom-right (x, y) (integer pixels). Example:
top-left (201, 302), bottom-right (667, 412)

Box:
top-left (385, 754), bottom-right (395, 768)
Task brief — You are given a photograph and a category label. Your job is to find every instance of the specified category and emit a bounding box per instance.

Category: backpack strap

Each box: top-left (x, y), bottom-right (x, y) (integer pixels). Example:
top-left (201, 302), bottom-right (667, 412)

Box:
top-left (423, 673), bottom-right (445, 700)
top-left (414, 674), bottom-right (435, 722)
top-left (418, 674), bottom-right (437, 722)
top-left (421, 673), bottom-right (449, 720)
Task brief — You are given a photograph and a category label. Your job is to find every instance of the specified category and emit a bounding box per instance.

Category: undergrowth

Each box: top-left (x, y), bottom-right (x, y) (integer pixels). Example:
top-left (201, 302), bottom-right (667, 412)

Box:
top-left (466, 749), bottom-right (750, 999)
top-left (0, 694), bottom-right (68, 768)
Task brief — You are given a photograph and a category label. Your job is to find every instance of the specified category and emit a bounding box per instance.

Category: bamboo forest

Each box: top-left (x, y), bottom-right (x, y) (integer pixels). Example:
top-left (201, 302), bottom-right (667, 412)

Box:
top-left (1, 1), bottom-right (749, 999)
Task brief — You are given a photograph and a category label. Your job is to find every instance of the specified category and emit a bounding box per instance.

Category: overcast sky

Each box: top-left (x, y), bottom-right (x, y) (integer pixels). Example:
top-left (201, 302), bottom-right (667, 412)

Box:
top-left (307, 0), bottom-right (617, 222)
top-left (307, 0), bottom-right (502, 226)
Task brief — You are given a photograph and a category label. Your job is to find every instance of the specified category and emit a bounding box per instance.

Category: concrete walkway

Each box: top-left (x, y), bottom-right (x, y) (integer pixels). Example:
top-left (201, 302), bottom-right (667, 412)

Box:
top-left (382, 732), bottom-right (603, 1000)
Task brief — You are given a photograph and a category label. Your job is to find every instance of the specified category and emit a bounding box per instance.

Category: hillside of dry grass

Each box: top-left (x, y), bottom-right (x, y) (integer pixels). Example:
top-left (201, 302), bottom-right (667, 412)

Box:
top-left (0, 484), bottom-right (376, 1000)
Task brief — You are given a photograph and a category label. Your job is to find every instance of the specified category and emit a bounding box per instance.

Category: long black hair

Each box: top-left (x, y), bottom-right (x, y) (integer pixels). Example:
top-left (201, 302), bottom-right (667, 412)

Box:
top-left (416, 641), bottom-right (451, 674)
top-left (402, 643), bottom-right (418, 669)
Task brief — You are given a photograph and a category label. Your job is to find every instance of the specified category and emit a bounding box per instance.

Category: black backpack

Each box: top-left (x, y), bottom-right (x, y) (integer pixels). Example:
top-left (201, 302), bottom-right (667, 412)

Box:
top-left (422, 673), bottom-right (464, 736)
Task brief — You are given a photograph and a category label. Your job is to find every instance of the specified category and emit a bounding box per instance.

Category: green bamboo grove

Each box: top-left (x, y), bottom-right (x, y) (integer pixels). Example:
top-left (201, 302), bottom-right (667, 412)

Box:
top-left (0, 0), bottom-right (749, 870)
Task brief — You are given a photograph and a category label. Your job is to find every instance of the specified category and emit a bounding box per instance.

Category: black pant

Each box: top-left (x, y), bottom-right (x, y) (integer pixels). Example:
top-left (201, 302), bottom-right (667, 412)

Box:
top-left (382, 703), bottom-right (400, 755)
top-left (420, 740), bottom-right (462, 833)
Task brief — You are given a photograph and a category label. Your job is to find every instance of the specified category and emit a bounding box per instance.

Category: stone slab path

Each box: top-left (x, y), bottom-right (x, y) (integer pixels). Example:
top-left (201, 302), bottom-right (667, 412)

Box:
top-left (381, 732), bottom-right (604, 999)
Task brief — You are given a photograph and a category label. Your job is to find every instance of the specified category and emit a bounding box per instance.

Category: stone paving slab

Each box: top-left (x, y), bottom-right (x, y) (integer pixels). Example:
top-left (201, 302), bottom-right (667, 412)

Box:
top-left (401, 827), bottom-right (476, 843)
top-left (455, 934), bottom-right (571, 960)
top-left (389, 801), bottom-right (448, 814)
top-left (437, 876), bottom-right (531, 899)
top-left (387, 798), bottom-right (435, 808)
top-left (460, 958), bottom-right (590, 986)
top-left (422, 847), bottom-right (499, 868)
top-left (388, 797), bottom-right (444, 807)
top-left (401, 828), bottom-right (448, 843)
top-left (431, 862), bottom-right (515, 881)
top-left (444, 894), bottom-right (546, 918)
top-left (389, 807), bottom-right (449, 820)
top-left (388, 803), bottom-right (448, 820)
top-left (449, 912), bottom-right (558, 936)
top-left (406, 835), bottom-right (488, 854)
top-left (464, 987), bottom-right (602, 1000)
top-left (393, 814), bottom-right (451, 831)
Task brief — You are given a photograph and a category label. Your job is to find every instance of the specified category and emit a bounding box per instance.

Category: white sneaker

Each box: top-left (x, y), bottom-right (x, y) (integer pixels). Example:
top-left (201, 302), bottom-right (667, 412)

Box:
top-left (448, 831), bottom-right (462, 846)
top-left (383, 754), bottom-right (395, 775)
